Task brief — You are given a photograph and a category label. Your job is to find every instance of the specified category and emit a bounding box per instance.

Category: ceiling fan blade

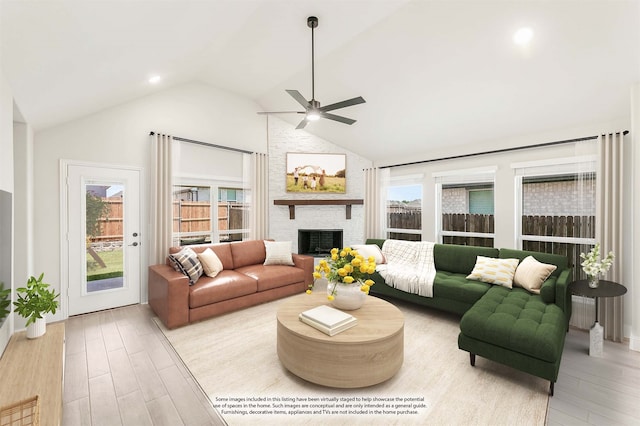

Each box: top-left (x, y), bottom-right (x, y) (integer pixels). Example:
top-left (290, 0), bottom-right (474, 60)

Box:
top-left (295, 118), bottom-right (308, 130)
top-left (321, 112), bottom-right (356, 125)
top-left (286, 90), bottom-right (311, 109)
top-left (319, 96), bottom-right (366, 112)
top-left (257, 111), bottom-right (305, 115)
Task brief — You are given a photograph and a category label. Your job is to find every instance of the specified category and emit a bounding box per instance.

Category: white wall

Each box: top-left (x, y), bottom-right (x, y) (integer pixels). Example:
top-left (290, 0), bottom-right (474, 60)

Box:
top-left (0, 62), bottom-right (14, 352)
top-left (12, 121), bottom-right (34, 313)
top-left (267, 116), bottom-right (373, 251)
top-left (31, 81), bottom-right (265, 326)
top-left (630, 83), bottom-right (640, 351)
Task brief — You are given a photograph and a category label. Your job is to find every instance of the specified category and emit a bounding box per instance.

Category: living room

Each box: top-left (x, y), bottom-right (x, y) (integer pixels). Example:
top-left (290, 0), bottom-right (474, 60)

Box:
top-left (1, 1), bottom-right (639, 425)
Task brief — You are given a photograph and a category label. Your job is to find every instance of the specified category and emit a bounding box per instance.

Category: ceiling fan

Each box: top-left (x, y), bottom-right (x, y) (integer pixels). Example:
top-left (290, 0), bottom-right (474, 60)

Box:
top-left (258, 16), bottom-right (366, 129)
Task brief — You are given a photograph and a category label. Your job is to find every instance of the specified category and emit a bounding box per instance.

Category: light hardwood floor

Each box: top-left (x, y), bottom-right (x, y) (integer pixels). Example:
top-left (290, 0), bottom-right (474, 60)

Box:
top-left (62, 304), bottom-right (225, 426)
top-left (62, 303), bottom-right (640, 426)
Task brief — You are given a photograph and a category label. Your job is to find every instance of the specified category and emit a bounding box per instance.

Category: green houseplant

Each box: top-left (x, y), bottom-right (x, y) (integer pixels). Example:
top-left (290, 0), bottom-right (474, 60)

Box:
top-left (13, 273), bottom-right (59, 338)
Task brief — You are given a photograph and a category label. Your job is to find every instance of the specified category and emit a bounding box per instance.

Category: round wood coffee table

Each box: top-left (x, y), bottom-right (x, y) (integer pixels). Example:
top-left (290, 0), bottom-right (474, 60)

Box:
top-left (276, 292), bottom-right (404, 388)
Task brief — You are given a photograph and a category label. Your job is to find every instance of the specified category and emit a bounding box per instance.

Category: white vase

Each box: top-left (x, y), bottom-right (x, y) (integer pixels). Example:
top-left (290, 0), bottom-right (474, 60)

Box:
top-left (26, 317), bottom-right (46, 339)
top-left (588, 274), bottom-right (600, 288)
top-left (327, 281), bottom-right (367, 310)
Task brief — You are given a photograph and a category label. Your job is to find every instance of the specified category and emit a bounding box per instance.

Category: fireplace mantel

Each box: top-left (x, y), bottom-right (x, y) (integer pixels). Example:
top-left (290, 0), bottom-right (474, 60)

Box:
top-left (274, 199), bottom-right (364, 220)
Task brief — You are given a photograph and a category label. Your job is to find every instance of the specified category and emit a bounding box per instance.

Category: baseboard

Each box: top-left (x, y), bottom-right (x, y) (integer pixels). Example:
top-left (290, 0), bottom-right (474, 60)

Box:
top-left (629, 333), bottom-right (640, 352)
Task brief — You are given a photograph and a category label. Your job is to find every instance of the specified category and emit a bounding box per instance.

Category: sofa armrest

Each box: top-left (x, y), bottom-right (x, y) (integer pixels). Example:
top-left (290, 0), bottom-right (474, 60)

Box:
top-left (292, 254), bottom-right (314, 287)
top-left (148, 264), bottom-right (190, 329)
top-left (554, 268), bottom-right (573, 321)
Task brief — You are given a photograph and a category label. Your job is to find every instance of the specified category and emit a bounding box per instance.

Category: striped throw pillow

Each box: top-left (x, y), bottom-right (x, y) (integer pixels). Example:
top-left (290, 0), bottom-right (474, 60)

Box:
top-left (466, 256), bottom-right (519, 288)
top-left (169, 247), bottom-right (203, 285)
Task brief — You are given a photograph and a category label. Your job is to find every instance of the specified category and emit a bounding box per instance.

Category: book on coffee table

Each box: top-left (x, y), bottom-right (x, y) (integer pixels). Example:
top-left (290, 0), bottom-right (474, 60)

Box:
top-left (299, 305), bottom-right (357, 336)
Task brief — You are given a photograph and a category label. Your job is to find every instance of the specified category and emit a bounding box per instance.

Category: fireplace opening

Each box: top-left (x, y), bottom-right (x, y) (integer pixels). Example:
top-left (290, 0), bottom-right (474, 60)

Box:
top-left (298, 229), bottom-right (343, 257)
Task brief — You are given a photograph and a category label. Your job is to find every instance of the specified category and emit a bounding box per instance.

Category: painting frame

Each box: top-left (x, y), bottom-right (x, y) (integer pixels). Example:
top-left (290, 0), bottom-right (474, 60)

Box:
top-left (286, 152), bottom-right (346, 193)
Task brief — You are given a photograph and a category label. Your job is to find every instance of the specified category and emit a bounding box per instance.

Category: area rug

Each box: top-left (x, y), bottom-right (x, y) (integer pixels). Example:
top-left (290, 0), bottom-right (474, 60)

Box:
top-left (155, 296), bottom-right (549, 426)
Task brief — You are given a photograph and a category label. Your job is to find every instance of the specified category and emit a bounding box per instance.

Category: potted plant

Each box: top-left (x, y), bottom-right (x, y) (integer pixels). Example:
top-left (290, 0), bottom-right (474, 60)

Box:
top-left (13, 273), bottom-right (60, 338)
top-left (580, 243), bottom-right (615, 288)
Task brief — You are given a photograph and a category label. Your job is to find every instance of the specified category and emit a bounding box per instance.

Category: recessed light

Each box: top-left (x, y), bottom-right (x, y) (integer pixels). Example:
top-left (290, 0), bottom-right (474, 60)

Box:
top-left (148, 75), bottom-right (162, 84)
top-left (513, 27), bottom-right (533, 46)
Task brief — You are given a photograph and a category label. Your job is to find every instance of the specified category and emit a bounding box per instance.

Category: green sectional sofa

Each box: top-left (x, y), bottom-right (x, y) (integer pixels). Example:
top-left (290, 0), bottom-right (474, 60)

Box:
top-left (365, 239), bottom-right (572, 395)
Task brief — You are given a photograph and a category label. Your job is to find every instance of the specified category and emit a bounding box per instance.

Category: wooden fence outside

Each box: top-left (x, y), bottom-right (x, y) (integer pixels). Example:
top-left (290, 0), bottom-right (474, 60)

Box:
top-left (388, 211), bottom-right (421, 230)
top-left (387, 211), bottom-right (594, 277)
top-left (93, 199), bottom-right (123, 241)
top-left (92, 199), bottom-right (244, 242)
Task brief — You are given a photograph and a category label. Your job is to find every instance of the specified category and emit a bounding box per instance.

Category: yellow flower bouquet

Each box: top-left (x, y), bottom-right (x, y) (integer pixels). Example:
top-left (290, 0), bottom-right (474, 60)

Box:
top-left (307, 247), bottom-right (377, 301)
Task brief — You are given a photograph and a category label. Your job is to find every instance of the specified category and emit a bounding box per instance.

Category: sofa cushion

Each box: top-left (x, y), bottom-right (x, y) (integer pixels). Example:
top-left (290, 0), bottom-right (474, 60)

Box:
top-left (466, 256), bottom-right (519, 288)
top-left (434, 244), bottom-right (499, 275)
top-left (209, 244), bottom-right (235, 270)
top-left (169, 247), bottom-right (203, 285)
top-left (189, 270), bottom-right (257, 308)
top-left (263, 241), bottom-right (294, 266)
top-left (351, 244), bottom-right (386, 264)
top-left (170, 243), bottom-right (234, 270)
top-left (197, 248), bottom-right (224, 278)
top-left (237, 264), bottom-right (306, 292)
top-left (434, 271), bottom-right (492, 305)
top-left (459, 286), bottom-right (566, 362)
top-left (231, 240), bottom-right (266, 269)
top-left (513, 255), bottom-right (557, 294)
top-left (499, 248), bottom-right (567, 278)
top-left (539, 275), bottom-right (558, 304)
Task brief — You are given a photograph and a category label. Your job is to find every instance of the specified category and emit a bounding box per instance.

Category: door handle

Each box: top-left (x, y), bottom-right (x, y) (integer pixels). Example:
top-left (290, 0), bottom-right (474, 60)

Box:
top-left (129, 242), bottom-right (139, 247)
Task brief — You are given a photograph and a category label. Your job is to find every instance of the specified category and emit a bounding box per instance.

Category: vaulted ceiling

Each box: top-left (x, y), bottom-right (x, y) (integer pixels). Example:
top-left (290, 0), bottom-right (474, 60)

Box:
top-left (2, 1), bottom-right (639, 163)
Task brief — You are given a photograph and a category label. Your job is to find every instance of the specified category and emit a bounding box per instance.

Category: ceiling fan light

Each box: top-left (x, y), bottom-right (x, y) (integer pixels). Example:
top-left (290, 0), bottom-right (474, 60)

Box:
top-left (306, 111), bottom-right (321, 121)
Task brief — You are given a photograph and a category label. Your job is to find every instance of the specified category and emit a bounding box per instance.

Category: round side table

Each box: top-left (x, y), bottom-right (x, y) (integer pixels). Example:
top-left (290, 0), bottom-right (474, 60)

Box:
top-left (569, 279), bottom-right (627, 357)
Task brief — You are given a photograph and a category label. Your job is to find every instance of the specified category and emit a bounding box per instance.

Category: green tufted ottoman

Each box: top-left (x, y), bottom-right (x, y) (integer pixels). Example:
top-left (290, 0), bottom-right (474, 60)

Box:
top-left (458, 286), bottom-right (568, 395)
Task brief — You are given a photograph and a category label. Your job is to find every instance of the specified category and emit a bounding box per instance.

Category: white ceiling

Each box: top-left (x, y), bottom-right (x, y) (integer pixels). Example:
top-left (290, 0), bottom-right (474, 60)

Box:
top-left (2, 1), bottom-right (639, 163)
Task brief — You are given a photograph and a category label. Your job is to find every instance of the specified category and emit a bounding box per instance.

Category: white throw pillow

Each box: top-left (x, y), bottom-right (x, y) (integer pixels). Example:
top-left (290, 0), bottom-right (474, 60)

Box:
top-left (513, 255), bottom-right (557, 294)
top-left (466, 256), bottom-right (519, 288)
top-left (263, 241), bottom-right (295, 266)
top-left (197, 248), bottom-right (224, 278)
top-left (350, 244), bottom-right (386, 264)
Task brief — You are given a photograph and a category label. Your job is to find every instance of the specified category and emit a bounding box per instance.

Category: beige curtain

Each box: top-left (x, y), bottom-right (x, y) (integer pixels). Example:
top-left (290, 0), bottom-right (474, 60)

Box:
top-left (249, 152), bottom-right (269, 240)
top-left (150, 133), bottom-right (174, 265)
top-left (364, 167), bottom-right (388, 239)
top-left (596, 132), bottom-right (625, 341)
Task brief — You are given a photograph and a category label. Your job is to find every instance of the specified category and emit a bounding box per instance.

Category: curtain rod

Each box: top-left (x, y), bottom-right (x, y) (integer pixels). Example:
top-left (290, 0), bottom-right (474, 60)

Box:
top-left (149, 131), bottom-right (253, 154)
top-left (379, 130), bottom-right (629, 169)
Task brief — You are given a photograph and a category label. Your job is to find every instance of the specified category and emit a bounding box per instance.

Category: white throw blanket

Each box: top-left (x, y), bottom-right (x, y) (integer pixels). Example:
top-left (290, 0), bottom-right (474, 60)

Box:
top-left (376, 240), bottom-right (436, 297)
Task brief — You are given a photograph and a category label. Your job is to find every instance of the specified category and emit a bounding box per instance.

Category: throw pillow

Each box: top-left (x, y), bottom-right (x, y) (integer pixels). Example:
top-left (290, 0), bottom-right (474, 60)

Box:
top-left (466, 256), bottom-right (520, 288)
top-left (197, 248), bottom-right (224, 278)
top-left (169, 247), bottom-right (203, 285)
top-left (350, 244), bottom-right (386, 264)
top-left (167, 256), bottom-right (181, 272)
top-left (513, 255), bottom-right (557, 294)
top-left (264, 241), bottom-right (295, 266)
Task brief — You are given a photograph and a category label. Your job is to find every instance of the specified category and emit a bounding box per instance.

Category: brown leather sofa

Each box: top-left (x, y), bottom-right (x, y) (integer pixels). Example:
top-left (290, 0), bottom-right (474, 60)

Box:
top-left (148, 240), bottom-right (314, 329)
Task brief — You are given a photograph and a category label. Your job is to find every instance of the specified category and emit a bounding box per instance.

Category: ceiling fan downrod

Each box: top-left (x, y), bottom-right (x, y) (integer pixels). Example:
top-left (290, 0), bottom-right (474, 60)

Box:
top-left (308, 16), bottom-right (318, 103)
top-left (258, 15), bottom-right (365, 129)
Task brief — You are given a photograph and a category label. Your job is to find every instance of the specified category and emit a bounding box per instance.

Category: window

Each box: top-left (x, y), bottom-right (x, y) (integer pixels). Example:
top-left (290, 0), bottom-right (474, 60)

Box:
top-left (468, 188), bottom-right (494, 214)
top-left (385, 175), bottom-right (423, 241)
top-left (514, 156), bottom-right (596, 280)
top-left (435, 167), bottom-right (495, 247)
top-left (217, 187), bottom-right (247, 242)
top-left (173, 184), bottom-right (248, 245)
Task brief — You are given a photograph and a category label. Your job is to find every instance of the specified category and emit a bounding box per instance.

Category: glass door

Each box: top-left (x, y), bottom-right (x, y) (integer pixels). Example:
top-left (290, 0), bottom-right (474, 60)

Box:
top-left (67, 164), bottom-right (141, 315)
